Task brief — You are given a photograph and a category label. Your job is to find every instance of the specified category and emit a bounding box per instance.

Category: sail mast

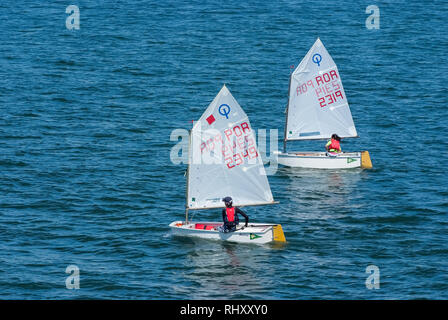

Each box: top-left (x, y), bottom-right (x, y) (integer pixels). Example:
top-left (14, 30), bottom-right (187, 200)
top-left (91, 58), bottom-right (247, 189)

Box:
top-left (283, 71), bottom-right (292, 153)
top-left (184, 128), bottom-right (192, 224)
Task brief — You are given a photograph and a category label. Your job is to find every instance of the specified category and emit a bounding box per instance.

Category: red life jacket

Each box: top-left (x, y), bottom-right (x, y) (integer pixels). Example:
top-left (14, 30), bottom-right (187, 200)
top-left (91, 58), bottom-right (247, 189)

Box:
top-left (329, 139), bottom-right (341, 152)
top-left (226, 207), bottom-right (235, 222)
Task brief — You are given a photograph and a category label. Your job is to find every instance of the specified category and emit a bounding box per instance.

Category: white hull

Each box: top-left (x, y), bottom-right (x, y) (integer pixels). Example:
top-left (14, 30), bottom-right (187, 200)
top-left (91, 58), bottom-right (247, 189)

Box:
top-left (169, 221), bottom-right (286, 244)
top-left (277, 151), bottom-right (372, 169)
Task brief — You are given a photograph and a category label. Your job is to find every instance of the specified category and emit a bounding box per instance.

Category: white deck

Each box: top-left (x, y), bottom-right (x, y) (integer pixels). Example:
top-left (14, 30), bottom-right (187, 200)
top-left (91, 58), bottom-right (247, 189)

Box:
top-left (277, 151), bottom-right (362, 169)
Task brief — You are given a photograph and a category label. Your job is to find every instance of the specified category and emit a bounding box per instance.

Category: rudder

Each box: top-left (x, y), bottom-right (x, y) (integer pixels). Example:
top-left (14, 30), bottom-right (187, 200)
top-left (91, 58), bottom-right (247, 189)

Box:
top-left (361, 151), bottom-right (373, 169)
top-left (273, 225), bottom-right (286, 242)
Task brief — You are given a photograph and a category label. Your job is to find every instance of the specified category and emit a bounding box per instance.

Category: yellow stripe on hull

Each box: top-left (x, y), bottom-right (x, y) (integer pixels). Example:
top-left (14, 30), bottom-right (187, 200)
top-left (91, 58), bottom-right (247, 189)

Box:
top-left (361, 151), bottom-right (373, 169)
top-left (273, 225), bottom-right (286, 242)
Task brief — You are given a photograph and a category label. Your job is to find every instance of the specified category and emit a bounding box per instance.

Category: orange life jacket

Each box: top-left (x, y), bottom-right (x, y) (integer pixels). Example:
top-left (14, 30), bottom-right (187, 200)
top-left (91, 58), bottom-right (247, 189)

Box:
top-left (226, 207), bottom-right (235, 222)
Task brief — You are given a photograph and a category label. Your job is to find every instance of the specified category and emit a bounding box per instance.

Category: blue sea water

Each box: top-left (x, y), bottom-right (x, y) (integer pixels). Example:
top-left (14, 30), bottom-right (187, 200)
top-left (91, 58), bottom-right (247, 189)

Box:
top-left (0, 0), bottom-right (447, 299)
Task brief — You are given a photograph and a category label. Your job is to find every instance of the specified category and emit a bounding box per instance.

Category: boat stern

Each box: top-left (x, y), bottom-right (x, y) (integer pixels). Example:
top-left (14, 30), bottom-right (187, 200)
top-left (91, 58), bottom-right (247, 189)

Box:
top-left (272, 224), bottom-right (286, 242)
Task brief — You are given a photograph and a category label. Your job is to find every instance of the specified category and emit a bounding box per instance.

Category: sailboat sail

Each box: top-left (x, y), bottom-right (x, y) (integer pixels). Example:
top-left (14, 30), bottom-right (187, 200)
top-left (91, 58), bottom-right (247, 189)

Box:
top-left (187, 85), bottom-right (274, 210)
top-left (285, 38), bottom-right (357, 141)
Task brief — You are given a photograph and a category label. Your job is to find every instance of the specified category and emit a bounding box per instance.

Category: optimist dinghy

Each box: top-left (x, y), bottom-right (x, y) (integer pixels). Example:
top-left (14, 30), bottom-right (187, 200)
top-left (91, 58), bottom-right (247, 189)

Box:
top-left (278, 38), bottom-right (372, 169)
top-left (169, 85), bottom-right (286, 244)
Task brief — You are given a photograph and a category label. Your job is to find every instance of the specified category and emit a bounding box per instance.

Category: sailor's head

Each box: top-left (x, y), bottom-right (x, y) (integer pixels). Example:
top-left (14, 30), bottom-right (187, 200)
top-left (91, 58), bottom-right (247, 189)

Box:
top-left (331, 134), bottom-right (341, 141)
top-left (222, 196), bottom-right (233, 208)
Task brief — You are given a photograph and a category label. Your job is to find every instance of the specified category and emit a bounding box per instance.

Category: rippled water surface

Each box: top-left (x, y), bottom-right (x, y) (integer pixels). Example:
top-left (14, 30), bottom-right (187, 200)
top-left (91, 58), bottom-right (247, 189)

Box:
top-left (0, 1), bottom-right (447, 299)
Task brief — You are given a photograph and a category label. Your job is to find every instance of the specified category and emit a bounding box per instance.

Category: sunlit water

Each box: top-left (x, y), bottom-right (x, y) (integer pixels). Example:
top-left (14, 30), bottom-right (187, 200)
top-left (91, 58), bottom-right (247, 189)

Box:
top-left (0, 1), bottom-right (447, 299)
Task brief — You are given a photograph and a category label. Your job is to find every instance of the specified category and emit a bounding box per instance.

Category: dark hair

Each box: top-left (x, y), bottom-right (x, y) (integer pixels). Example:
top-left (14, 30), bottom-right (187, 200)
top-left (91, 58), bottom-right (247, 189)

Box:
top-left (331, 134), bottom-right (341, 141)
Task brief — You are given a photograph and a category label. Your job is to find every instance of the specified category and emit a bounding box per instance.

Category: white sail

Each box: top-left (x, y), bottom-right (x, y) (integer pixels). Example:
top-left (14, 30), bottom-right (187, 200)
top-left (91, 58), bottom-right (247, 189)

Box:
top-left (187, 85), bottom-right (274, 210)
top-left (285, 38), bottom-right (357, 141)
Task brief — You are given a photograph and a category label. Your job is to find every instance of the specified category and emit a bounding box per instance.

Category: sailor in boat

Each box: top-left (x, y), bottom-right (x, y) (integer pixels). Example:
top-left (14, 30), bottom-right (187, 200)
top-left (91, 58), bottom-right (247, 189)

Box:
top-left (219, 197), bottom-right (249, 233)
top-left (325, 134), bottom-right (342, 156)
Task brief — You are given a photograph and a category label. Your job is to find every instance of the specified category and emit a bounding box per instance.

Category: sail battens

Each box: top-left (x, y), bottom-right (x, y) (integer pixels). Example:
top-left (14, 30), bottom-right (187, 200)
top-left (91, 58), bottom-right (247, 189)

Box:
top-left (285, 38), bottom-right (358, 142)
top-left (299, 131), bottom-right (320, 137)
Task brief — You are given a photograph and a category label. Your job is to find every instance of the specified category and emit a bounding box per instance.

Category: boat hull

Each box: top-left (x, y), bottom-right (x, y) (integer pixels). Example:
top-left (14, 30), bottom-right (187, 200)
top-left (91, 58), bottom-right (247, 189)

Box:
top-left (277, 151), bottom-right (372, 169)
top-left (169, 221), bottom-right (286, 244)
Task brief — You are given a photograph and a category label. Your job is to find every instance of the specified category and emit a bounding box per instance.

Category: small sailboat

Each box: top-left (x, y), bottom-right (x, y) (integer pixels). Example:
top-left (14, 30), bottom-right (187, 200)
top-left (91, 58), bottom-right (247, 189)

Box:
top-left (169, 85), bottom-right (286, 244)
top-left (277, 38), bottom-right (373, 169)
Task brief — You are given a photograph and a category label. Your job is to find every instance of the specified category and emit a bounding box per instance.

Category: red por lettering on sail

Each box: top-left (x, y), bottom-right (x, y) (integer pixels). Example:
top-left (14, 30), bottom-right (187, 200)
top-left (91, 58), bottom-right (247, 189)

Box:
top-left (295, 68), bottom-right (344, 108)
top-left (199, 121), bottom-right (259, 169)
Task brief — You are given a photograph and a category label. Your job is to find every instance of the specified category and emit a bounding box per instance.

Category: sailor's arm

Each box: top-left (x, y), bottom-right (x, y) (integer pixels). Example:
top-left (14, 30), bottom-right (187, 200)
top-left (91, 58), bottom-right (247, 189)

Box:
top-left (222, 209), bottom-right (228, 223)
top-left (236, 208), bottom-right (249, 227)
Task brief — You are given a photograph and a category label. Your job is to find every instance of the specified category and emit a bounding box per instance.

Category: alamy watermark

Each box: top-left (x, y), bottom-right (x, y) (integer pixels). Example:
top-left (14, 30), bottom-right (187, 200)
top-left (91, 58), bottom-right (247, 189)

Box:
top-left (65, 264), bottom-right (80, 289)
top-left (365, 5), bottom-right (380, 30)
top-left (66, 5), bottom-right (80, 30)
top-left (170, 123), bottom-right (279, 175)
top-left (365, 265), bottom-right (380, 289)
